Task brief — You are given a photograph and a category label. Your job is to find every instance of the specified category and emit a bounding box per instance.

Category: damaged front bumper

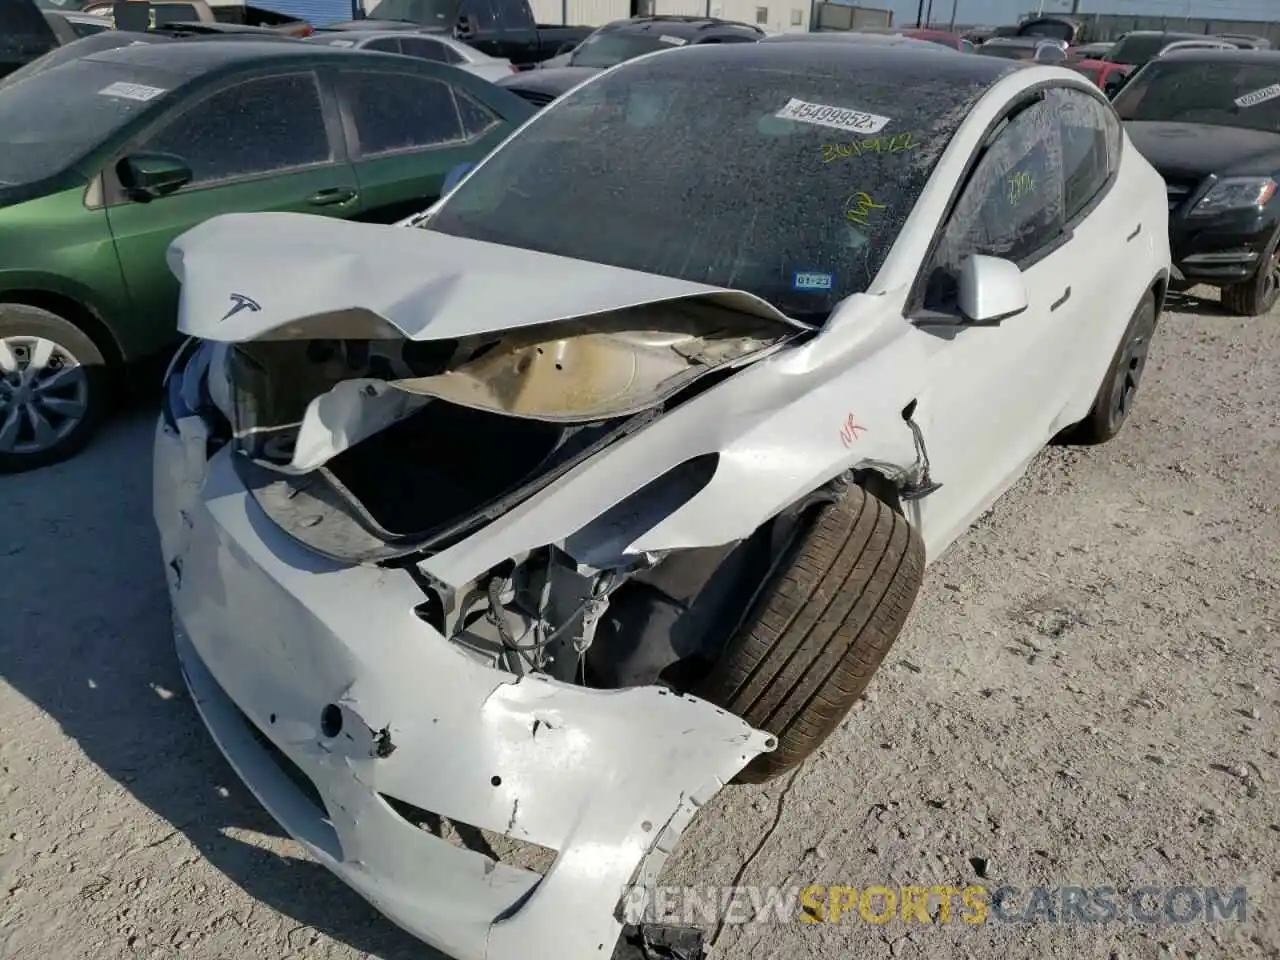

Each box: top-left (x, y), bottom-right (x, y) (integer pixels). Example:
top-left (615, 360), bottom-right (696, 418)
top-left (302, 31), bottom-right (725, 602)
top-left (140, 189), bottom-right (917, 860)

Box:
top-left (154, 410), bottom-right (774, 960)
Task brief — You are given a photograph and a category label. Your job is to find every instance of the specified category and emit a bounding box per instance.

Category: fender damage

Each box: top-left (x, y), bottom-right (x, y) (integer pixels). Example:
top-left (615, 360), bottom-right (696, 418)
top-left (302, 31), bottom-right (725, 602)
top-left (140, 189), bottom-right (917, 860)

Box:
top-left (157, 212), bottom-right (923, 960)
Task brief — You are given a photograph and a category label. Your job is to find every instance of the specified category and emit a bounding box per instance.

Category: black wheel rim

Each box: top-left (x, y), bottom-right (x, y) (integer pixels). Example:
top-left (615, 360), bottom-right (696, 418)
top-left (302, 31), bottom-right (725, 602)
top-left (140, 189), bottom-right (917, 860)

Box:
top-left (1108, 314), bottom-right (1153, 433)
top-left (1262, 250), bottom-right (1280, 308)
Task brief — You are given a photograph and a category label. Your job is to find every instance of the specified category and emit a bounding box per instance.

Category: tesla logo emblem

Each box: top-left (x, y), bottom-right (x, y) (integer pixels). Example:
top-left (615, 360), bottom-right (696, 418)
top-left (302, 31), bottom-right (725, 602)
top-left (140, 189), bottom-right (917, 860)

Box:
top-left (839, 412), bottom-right (867, 448)
top-left (220, 293), bottom-right (261, 322)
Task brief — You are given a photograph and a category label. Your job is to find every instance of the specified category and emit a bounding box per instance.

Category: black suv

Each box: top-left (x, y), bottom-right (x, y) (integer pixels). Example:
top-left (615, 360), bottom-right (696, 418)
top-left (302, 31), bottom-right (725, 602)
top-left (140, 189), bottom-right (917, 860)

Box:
top-left (497, 15), bottom-right (764, 107)
top-left (1116, 49), bottom-right (1280, 315)
top-left (0, 0), bottom-right (62, 79)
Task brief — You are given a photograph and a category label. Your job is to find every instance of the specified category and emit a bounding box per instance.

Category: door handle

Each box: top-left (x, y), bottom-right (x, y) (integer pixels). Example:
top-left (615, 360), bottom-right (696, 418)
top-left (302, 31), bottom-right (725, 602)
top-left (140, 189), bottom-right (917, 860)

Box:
top-left (1126, 223), bottom-right (1142, 242)
top-left (306, 188), bottom-right (357, 207)
top-left (1050, 287), bottom-right (1071, 312)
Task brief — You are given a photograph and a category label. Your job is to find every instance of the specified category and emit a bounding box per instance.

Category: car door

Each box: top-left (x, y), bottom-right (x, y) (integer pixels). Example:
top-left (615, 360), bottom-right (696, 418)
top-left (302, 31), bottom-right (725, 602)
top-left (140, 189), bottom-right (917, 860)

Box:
top-left (905, 91), bottom-right (1081, 546)
top-left (104, 69), bottom-right (357, 330)
top-left (1049, 84), bottom-right (1133, 401)
top-left (336, 66), bottom-right (507, 224)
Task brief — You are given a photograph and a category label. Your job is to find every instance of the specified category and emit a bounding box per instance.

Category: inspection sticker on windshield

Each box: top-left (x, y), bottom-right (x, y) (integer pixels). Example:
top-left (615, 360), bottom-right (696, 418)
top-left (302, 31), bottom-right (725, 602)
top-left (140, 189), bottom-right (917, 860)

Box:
top-left (658, 34), bottom-right (687, 45)
top-left (1235, 83), bottom-right (1280, 108)
top-left (328, 39), bottom-right (356, 47)
top-left (793, 271), bottom-right (834, 291)
top-left (98, 81), bottom-right (167, 102)
top-left (775, 98), bottom-right (890, 135)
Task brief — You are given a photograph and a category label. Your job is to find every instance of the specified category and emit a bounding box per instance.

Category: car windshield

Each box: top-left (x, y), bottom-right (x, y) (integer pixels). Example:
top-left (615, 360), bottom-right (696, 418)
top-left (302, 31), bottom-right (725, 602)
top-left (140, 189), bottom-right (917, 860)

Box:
top-left (568, 32), bottom-right (676, 68)
top-left (1113, 59), bottom-right (1280, 133)
top-left (0, 57), bottom-right (179, 186)
top-left (425, 46), bottom-right (987, 320)
top-left (368, 0), bottom-right (458, 25)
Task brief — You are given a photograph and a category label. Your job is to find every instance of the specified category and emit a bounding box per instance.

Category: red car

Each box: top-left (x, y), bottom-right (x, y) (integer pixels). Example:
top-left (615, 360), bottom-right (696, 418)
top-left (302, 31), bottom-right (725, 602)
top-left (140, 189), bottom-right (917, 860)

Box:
top-left (1068, 57), bottom-right (1133, 94)
top-left (860, 26), bottom-right (974, 52)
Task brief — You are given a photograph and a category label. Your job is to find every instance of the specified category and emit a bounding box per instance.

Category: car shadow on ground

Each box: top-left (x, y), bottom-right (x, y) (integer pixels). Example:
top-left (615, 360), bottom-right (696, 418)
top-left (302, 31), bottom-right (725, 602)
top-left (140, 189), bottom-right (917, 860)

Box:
top-left (1164, 289), bottom-right (1229, 317)
top-left (0, 406), bottom-right (441, 960)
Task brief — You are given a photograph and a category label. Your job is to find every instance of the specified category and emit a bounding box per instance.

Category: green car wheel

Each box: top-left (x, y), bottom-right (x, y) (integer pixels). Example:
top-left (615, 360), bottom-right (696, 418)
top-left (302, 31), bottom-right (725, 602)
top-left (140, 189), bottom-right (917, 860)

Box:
top-left (0, 303), bottom-right (109, 473)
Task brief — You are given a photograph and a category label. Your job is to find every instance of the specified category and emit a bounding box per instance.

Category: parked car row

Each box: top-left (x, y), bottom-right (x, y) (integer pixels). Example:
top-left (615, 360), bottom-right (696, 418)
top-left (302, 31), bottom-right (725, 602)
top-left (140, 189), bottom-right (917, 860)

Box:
top-left (0, 22), bottom-right (538, 470)
top-left (2, 10), bottom-right (1278, 480)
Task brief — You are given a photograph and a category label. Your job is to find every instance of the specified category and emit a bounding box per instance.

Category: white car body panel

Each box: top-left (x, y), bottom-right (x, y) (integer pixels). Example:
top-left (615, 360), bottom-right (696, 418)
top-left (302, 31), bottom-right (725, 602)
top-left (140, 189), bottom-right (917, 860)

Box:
top-left (156, 420), bottom-right (772, 960)
top-left (167, 213), bottom-right (810, 342)
top-left (314, 30), bottom-right (515, 80)
top-left (153, 59), bottom-right (1170, 960)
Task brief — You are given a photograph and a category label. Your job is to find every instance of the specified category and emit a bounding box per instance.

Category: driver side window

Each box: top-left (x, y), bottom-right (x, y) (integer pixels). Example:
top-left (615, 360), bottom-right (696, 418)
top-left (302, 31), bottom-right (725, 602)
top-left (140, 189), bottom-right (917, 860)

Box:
top-left (923, 96), bottom-right (1065, 306)
top-left (137, 73), bottom-right (332, 187)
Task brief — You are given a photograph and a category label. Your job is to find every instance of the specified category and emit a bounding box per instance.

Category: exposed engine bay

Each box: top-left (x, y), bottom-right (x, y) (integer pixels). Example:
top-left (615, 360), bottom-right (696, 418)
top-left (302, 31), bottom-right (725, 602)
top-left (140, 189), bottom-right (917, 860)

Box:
top-left (192, 300), bottom-right (807, 689)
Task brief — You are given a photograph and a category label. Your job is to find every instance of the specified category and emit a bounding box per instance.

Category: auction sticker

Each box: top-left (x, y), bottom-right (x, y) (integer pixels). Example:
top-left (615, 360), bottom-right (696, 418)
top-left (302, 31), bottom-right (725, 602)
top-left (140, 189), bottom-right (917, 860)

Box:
top-left (658, 34), bottom-right (687, 45)
top-left (98, 81), bottom-right (167, 102)
top-left (775, 98), bottom-right (890, 135)
top-left (1235, 83), bottom-right (1280, 108)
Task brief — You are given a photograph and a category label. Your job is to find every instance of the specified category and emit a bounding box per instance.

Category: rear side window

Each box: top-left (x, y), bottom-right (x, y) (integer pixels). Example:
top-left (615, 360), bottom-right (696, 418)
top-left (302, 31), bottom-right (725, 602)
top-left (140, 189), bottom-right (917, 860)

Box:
top-left (341, 70), bottom-right (464, 155)
top-left (456, 88), bottom-right (499, 137)
top-left (141, 73), bottom-right (332, 185)
top-left (1051, 87), bottom-right (1112, 223)
top-left (365, 36), bottom-right (403, 53)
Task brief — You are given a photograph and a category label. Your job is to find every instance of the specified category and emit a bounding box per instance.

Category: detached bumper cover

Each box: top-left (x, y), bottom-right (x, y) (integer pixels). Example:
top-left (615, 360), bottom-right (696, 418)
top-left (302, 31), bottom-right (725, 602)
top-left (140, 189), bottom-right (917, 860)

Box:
top-left (154, 415), bottom-right (773, 960)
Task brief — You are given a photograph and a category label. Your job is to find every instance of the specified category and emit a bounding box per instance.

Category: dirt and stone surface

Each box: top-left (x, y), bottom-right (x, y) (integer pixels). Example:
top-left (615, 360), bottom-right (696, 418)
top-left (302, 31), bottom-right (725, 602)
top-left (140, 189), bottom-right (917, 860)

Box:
top-left (1, 288), bottom-right (1277, 960)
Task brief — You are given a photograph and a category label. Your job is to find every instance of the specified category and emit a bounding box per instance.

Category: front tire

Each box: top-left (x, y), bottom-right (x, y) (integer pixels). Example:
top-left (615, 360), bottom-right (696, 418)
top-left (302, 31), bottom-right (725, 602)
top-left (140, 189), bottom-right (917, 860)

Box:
top-left (1221, 235), bottom-right (1280, 317)
top-left (0, 304), bottom-right (109, 473)
top-left (1060, 290), bottom-right (1157, 446)
top-left (694, 486), bottom-right (925, 783)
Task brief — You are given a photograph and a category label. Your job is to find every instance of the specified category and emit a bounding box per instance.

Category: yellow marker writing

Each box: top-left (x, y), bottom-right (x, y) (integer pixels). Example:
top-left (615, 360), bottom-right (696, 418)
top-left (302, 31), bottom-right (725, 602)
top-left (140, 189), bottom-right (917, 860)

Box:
top-left (845, 191), bottom-right (886, 225)
top-left (1006, 170), bottom-right (1035, 204)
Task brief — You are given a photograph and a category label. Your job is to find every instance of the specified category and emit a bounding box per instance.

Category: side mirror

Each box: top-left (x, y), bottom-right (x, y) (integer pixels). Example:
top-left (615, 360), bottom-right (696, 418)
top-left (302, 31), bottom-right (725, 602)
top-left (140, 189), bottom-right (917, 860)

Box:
top-left (1105, 72), bottom-right (1129, 97)
top-left (441, 161), bottom-right (475, 195)
top-left (957, 255), bottom-right (1028, 325)
top-left (454, 13), bottom-right (476, 38)
top-left (117, 152), bottom-right (192, 200)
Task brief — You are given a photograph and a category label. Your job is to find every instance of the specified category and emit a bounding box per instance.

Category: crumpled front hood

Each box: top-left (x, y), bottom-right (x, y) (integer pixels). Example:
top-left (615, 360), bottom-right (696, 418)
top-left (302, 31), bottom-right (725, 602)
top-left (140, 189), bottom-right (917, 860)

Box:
top-left (167, 212), bottom-right (811, 342)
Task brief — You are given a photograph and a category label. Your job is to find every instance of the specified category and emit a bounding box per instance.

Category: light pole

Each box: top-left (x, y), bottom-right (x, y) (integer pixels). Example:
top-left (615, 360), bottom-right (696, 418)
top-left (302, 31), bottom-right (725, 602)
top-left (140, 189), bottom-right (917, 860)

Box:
top-left (915, 0), bottom-right (925, 28)
top-left (948, 0), bottom-right (958, 30)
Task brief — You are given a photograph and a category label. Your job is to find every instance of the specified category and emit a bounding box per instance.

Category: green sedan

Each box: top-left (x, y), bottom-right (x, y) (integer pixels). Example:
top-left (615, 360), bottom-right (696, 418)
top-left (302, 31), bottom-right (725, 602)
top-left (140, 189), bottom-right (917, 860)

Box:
top-left (0, 37), bottom-right (535, 471)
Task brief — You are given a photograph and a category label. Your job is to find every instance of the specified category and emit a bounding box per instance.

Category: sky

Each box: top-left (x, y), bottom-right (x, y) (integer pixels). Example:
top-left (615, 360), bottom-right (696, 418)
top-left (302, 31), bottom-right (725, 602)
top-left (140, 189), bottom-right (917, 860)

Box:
top-left (874, 0), bottom-right (1277, 26)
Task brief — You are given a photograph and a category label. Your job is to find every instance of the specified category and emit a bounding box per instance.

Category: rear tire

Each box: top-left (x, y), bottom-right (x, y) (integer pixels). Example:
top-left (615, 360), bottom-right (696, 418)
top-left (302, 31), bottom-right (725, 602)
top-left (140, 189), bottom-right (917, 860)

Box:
top-left (1221, 234), bottom-right (1280, 317)
top-left (0, 304), bottom-right (109, 473)
top-left (693, 485), bottom-right (925, 783)
top-left (1059, 290), bottom-right (1156, 446)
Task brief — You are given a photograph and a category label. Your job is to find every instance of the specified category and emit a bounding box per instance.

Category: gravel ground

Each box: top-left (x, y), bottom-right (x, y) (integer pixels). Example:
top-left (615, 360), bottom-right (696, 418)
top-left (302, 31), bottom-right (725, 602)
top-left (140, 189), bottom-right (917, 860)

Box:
top-left (1, 288), bottom-right (1277, 960)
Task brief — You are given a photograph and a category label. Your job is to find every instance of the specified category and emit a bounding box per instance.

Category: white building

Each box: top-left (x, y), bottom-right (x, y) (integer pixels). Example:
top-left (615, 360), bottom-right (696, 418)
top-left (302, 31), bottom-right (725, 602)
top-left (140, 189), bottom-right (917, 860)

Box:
top-left (526, 0), bottom-right (811, 33)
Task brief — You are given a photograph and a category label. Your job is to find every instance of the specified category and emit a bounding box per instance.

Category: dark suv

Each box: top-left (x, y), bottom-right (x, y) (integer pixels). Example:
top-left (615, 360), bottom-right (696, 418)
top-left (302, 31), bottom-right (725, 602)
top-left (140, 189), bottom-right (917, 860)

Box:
top-left (1, 0), bottom-right (62, 79)
top-left (1115, 49), bottom-right (1280, 315)
top-left (497, 15), bottom-right (764, 107)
